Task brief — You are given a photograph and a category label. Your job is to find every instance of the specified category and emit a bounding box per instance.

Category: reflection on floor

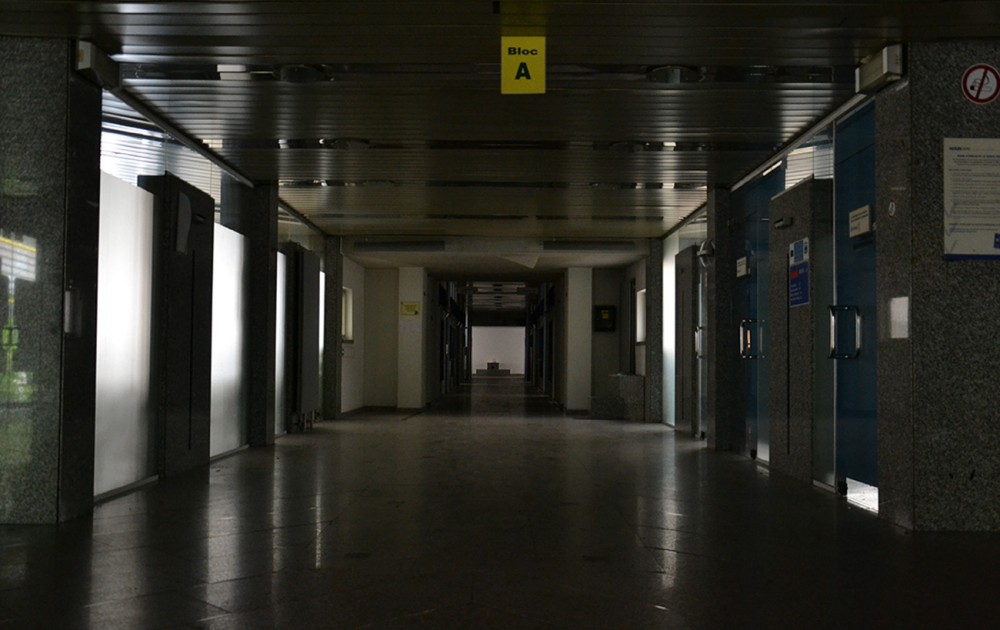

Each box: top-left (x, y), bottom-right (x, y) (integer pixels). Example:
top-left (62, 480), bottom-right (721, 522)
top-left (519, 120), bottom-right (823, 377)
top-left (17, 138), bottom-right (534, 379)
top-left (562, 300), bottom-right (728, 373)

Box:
top-left (845, 477), bottom-right (880, 514)
top-left (2, 376), bottom-right (1000, 628)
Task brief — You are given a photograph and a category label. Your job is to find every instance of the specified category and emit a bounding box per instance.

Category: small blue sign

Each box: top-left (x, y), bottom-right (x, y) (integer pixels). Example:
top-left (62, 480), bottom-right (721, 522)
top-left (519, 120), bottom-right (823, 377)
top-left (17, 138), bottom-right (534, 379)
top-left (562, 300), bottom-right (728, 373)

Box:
top-left (994, 233), bottom-right (1000, 250)
top-left (789, 261), bottom-right (810, 307)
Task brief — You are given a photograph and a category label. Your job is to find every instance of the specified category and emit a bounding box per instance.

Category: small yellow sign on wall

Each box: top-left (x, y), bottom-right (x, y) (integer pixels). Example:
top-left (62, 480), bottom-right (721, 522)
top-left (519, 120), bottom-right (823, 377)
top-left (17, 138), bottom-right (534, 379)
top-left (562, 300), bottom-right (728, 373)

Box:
top-left (501, 36), bottom-right (546, 94)
top-left (400, 301), bottom-right (421, 317)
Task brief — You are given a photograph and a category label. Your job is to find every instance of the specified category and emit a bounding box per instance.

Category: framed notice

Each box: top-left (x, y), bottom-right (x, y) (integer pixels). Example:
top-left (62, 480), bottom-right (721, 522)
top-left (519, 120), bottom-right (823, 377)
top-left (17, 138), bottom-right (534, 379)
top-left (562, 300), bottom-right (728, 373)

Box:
top-left (400, 301), bottom-right (421, 316)
top-left (943, 138), bottom-right (1000, 259)
top-left (593, 305), bottom-right (616, 332)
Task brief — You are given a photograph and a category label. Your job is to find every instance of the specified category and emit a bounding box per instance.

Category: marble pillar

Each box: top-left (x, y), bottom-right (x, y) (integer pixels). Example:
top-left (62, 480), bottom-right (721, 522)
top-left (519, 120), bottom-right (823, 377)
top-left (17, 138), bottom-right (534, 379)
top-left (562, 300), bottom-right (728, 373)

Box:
top-left (645, 238), bottom-right (664, 423)
top-left (876, 40), bottom-right (1000, 530)
top-left (705, 188), bottom-right (744, 452)
top-left (0, 37), bottom-right (102, 523)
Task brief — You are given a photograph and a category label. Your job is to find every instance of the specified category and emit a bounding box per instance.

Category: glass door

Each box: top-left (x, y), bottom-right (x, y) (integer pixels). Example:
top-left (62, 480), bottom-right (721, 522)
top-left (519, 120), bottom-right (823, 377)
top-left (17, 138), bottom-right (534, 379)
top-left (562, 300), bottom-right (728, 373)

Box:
top-left (735, 166), bottom-right (784, 461)
top-left (832, 103), bottom-right (878, 506)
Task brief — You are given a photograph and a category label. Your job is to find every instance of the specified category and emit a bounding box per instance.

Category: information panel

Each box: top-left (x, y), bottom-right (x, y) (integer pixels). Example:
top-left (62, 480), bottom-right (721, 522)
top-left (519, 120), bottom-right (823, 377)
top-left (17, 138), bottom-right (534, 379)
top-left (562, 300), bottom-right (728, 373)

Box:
top-left (943, 138), bottom-right (1000, 259)
top-left (788, 238), bottom-right (810, 308)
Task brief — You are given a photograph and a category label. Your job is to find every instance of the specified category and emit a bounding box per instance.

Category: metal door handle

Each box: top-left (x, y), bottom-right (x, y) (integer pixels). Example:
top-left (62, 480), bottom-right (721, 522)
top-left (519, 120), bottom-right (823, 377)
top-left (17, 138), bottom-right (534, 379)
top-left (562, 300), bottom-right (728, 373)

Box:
top-left (828, 305), bottom-right (862, 359)
top-left (695, 325), bottom-right (704, 359)
top-left (739, 319), bottom-right (762, 359)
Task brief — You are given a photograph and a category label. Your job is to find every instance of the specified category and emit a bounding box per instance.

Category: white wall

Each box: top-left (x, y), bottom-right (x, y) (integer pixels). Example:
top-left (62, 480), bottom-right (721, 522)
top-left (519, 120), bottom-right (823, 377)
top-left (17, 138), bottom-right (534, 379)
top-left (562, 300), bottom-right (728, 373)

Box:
top-left (94, 172), bottom-right (155, 496)
top-left (364, 268), bottom-right (398, 407)
top-left (210, 224), bottom-right (248, 457)
top-left (397, 267), bottom-right (426, 409)
top-left (472, 326), bottom-right (525, 373)
top-left (341, 256), bottom-right (365, 413)
top-left (564, 267), bottom-right (593, 412)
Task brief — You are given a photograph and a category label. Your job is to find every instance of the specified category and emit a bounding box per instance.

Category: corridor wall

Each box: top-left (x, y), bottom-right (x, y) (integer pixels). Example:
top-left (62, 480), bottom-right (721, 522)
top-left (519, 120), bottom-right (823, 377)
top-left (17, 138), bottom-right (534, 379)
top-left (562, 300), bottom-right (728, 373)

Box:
top-left (562, 268), bottom-right (592, 413)
top-left (364, 268), bottom-right (398, 407)
top-left (591, 269), bottom-right (622, 400)
top-left (398, 267), bottom-right (427, 410)
top-left (472, 326), bottom-right (525, 374)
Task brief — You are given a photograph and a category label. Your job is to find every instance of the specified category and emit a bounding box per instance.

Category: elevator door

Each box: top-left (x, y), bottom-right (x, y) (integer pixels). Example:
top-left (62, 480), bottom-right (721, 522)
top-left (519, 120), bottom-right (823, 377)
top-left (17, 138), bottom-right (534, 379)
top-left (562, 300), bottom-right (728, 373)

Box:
top-left (833, 104), bottom-right (878, 489)
top-left (737, 167), bottom-right (784, 460)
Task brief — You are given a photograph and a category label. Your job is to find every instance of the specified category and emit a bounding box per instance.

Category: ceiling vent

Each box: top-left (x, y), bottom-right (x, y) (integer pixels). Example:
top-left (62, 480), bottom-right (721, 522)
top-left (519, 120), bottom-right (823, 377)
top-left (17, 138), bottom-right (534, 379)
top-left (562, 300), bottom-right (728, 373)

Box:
top-left (855, 45), bottom-right (903, 94)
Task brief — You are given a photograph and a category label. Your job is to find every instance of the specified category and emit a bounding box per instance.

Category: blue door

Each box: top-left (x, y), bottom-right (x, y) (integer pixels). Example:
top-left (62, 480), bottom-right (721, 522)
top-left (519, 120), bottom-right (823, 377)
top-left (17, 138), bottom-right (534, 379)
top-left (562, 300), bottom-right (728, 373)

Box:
top-left (833, 104), bottom-right (878, 488)
top-left (735, 166), bottom-right (784, 461)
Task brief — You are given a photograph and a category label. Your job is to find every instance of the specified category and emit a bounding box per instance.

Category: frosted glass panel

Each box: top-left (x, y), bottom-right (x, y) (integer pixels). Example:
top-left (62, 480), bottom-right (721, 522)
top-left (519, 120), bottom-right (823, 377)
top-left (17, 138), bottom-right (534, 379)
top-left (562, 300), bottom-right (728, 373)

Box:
top-left (210, 224), bottom-right (247, 456)
top-left (663, 232), bottom-right (679, 427)
top-left (275, 253), bottom-right (287, 435)
top-left (94, 172), bottom-right (155, 496)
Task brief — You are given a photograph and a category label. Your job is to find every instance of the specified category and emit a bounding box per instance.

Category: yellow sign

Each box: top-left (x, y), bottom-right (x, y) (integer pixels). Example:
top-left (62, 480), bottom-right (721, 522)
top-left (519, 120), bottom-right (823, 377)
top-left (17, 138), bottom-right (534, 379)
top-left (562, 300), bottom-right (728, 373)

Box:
top-left (400, 301), bottom-right (421, 317)
top-left (501, 36), bottom-right (546, 94)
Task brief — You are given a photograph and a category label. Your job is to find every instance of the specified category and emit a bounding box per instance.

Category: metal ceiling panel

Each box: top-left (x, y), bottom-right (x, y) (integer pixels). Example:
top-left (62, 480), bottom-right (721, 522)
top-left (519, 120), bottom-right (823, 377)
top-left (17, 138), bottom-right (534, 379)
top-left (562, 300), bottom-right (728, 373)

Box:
top-left (2, 1), bottom-right (998, 239)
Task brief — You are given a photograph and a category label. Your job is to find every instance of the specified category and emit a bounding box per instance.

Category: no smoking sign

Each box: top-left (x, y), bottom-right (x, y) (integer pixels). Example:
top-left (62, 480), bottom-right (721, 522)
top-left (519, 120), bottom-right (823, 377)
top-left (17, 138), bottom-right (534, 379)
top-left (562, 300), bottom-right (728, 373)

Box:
top-left (962, 64), bottom-right (1000, 104)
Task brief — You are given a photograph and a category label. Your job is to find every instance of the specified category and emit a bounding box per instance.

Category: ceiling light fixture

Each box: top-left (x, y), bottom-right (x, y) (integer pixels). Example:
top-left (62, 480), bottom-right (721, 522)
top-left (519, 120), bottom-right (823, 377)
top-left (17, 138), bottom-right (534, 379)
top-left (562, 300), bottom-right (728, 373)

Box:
top-left (762, 161), bottom-right (783, 176)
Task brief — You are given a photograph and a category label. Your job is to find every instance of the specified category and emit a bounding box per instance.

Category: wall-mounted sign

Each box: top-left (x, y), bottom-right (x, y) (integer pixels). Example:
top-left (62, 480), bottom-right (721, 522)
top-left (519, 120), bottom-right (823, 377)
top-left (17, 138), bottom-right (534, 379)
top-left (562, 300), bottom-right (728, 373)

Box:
top-left (943, 138), bottom-right (1000, 259)
top-left (593, 305), bottom-right (616, 332)
top-left (400, 301), bottom-right (421, 317)
top-left (501, 36), bottom-right (546, 94)
top-left (788, 238), bottom-right (810, 308)
top-left (849, 205), bottom-right (872, 237)
top-left (962, 64), bottom-right (999, 105)
top-left (736, 256), bottom-right (749, 278)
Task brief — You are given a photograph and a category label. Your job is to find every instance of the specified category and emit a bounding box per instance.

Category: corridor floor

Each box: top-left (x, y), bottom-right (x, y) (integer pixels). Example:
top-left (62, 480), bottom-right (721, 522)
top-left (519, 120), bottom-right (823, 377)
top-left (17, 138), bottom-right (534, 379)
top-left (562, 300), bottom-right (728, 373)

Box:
top-left (3, 377), bottom-right (1000, 628)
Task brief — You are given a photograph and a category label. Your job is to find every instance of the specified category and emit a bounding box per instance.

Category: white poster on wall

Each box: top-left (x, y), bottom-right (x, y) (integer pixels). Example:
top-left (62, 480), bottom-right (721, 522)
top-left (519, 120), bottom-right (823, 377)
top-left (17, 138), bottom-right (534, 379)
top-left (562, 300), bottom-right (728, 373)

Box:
top-left (943, 138), bottom-right (1000, 259)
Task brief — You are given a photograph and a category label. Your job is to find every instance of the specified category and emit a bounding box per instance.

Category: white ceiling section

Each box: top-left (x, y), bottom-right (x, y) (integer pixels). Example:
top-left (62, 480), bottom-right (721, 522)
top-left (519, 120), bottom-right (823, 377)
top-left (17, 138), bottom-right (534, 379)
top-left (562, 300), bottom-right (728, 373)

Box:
top-left (4, 1), bottom-right (997, 244)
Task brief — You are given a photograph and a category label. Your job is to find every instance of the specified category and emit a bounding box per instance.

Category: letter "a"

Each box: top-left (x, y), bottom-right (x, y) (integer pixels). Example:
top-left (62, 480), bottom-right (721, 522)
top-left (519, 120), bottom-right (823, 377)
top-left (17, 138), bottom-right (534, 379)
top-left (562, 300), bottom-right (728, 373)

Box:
top-left (515, 62), bottom-right (532, 80)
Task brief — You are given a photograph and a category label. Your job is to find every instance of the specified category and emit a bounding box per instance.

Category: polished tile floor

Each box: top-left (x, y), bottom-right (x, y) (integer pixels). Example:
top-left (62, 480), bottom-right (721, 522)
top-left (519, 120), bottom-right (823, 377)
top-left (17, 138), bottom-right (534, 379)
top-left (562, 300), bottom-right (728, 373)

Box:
top-left (3, 377), bottom-right (1000, 628)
